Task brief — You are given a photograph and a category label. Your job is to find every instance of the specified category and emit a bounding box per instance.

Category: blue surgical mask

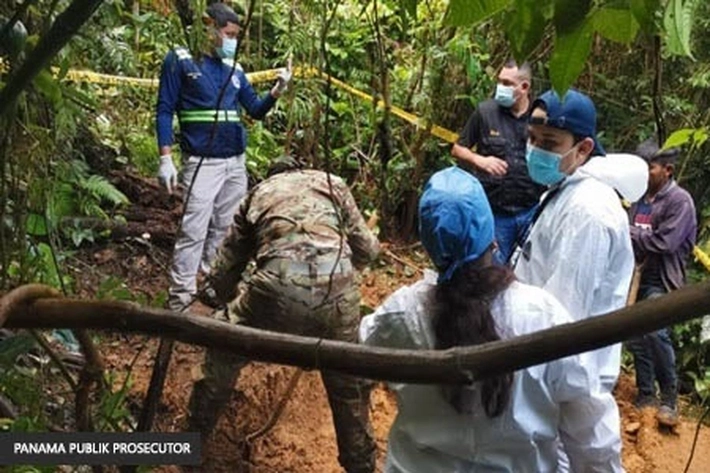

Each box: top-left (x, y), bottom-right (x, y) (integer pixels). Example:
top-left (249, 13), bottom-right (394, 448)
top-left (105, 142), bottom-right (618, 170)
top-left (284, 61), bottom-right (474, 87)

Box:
top-left (525, 143), bottom-right (576, 186)
top-left (218, 37), bottom-right (237, 59)
top-left (494, 84), bottom-right (515, 108)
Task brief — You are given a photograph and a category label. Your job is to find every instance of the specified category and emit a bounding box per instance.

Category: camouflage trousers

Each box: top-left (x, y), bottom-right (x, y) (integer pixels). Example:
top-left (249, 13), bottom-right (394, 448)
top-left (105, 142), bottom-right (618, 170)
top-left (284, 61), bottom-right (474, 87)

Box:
top-left (186, 267), bottom-right (376, 473)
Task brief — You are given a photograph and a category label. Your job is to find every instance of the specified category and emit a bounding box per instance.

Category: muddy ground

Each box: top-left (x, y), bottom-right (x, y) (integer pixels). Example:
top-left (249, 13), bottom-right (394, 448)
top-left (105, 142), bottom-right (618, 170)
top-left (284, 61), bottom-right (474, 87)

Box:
top-left (65, 171), bottom-right (710, 472)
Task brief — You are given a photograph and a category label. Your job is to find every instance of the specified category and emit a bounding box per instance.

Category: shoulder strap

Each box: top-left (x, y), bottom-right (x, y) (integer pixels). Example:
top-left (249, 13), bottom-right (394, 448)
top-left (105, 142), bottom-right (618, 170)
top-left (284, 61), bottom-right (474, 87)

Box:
top-left (508, 184), bottom-right (563, 267)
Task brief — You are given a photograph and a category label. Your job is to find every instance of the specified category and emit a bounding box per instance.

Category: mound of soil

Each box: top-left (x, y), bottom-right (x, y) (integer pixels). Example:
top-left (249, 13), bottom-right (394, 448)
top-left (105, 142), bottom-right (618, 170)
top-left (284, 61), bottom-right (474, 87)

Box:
top-left (69, 170), bottom-right (710, 472)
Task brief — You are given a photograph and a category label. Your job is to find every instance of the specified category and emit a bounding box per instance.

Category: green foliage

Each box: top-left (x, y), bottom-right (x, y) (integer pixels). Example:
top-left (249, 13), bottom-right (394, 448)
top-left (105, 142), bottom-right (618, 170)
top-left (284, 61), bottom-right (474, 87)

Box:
top-left (42, 158), bottom-right (129, 247)
top-left (664, 127), bottom-right (708, 149)
top-left (246, 121), bottom-right (280, 181)
top-left (549, 16), bottom-right (594, 94)
top-left (0, 334), bottom-right (36, 367)
top-left (593, 8), bottom-right (641, 44)
top-left (503, 0), bottom-right (549, 61)
top-left (664, 0), bottom-right (698, 58)
top-left (631, 0), bottom-right (662, 34)
top-left (0, 336), bottom-right (53, 448)
top-left (665, 127), bottom-right (708, 183)
top-left (445, 0), bottom-right (512, 27)
top-left (553, 0), bottom-right (591, 34)
top-left (124, 129), bottom-right (159, 176)
top-left (671, 318), bottom-right (710, 397)
top-left (447, 0), bottom-right (701, 93)
top-left (5, 241), bottom-right (71, 290)
top-left (95, 371), bottom-right (135, 432)
top-left (0, 16), bottom-right (27, 60)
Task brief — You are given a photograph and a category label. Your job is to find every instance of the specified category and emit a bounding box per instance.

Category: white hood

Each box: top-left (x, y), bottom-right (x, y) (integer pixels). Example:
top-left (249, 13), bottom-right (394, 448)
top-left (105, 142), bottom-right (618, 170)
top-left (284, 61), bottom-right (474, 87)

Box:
top-left (580, 153), bottom-right (648, 202)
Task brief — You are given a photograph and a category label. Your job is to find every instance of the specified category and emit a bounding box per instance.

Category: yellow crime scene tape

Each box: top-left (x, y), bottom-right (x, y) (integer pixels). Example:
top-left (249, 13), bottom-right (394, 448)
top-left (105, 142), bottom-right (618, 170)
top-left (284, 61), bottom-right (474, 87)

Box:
top-left (7, 57), bottom-right (710, 273)
top-left (54, 64), bottom-right (461, 143)
top-left (694, 246), bottom-right (710, 274)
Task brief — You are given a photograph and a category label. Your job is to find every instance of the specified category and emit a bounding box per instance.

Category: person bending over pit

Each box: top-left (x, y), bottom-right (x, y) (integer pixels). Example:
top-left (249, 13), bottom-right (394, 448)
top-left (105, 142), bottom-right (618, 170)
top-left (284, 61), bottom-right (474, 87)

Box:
top-left (185, 156), bottom-right (379, 473)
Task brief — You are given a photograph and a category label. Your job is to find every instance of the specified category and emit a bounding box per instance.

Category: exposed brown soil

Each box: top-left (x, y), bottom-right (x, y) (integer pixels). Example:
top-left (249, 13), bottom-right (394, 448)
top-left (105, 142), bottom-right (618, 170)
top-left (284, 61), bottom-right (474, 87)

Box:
top-left (65, 171), bottom-right (710, 472)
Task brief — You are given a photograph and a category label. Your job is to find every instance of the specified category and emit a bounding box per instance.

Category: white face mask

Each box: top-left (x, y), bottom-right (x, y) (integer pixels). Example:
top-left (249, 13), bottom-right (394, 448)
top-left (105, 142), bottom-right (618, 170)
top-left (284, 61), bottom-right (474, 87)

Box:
top-left (494, 84), bottom-right (515, 107)
top-left (218, 37), bottom-right (237, 59)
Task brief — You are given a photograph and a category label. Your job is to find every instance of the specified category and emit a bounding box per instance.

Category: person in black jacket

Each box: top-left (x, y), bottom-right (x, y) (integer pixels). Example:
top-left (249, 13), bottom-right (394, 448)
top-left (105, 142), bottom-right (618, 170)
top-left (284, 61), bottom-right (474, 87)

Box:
top-left (451, 60), bottom-right (544, 265)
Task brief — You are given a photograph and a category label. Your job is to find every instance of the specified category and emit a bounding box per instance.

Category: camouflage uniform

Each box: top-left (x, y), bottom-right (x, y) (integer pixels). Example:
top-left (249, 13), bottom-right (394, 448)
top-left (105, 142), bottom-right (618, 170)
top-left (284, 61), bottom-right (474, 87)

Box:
top-left (187, 169), bottom-right (379, 473)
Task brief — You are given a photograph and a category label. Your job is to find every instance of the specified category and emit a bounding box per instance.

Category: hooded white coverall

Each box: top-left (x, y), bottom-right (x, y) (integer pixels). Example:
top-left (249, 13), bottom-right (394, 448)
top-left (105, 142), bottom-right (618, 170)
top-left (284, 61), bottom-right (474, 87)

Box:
top-left (359, 270), bottom-right (623, 473)
top-left (514, 155), bottom-right (643, 391)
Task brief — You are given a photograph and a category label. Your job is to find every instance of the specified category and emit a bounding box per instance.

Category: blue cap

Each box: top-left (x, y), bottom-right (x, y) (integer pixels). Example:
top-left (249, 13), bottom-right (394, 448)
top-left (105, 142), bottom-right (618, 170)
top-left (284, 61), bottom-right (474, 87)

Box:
top-left (419, 167), bottom-right (495, 282)
top-left (532, 89), bottom-right (606, 156)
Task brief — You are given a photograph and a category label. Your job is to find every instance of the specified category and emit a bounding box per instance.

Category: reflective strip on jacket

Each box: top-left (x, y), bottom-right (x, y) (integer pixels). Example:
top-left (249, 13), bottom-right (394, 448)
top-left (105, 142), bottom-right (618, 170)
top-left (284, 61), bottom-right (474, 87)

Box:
top-left (155, 47), bottom-right (276, 157)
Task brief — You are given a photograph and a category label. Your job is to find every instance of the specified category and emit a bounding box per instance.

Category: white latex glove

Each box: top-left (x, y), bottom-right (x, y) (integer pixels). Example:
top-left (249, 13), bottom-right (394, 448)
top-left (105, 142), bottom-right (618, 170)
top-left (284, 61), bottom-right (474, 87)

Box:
top-left (157, 154), bottom-right (178, 193)
top-left (701, 315), bottom-right (710, 343)
top-left (272, 56), bottom-right (292, 95)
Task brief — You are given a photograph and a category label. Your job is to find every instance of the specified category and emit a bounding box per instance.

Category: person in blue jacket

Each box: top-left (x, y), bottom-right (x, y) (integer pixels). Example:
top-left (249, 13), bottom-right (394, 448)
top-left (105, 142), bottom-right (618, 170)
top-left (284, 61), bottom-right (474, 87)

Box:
top-left (155, 2), bottom-right (291, 311)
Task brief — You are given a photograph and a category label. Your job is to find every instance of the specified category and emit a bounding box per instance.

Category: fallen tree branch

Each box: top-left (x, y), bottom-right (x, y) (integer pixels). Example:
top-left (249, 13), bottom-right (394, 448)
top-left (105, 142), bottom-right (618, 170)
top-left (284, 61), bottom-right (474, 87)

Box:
top-left (4, 282), bottom-right (710, 384)
top-left (0, 286), bottom-right (80, 391)
top-left (0, 285), bottom-right (104, 473)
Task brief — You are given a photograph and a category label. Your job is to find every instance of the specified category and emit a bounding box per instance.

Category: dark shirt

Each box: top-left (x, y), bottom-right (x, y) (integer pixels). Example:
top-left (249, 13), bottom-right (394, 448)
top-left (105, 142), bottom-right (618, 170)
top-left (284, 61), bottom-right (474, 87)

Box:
top-left (629, 180), bottom-right (697, 291)
top-left (457, 99), bottom-right (545, 215)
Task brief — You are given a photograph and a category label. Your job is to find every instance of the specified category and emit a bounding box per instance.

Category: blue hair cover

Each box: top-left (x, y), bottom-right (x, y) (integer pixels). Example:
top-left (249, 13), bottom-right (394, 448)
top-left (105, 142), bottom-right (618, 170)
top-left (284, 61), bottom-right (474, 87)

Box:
top-left (419, 166), bottom-right (495, 281)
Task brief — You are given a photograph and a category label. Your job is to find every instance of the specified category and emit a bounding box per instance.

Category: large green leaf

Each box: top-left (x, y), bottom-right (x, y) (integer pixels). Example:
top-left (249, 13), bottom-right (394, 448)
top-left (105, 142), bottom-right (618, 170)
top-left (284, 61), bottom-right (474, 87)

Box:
top-left (549, 16), bottom-right (594, 95)
top-left (630, 0), bottom-right (661, 34)
top-left (553, 0), bottom-right (592, 34)
top-left (663, 0), bottom-right (696, 58)
top-left (445, 0), bottom-right (513, 26)
top-left (503, 0), bottom-right (548, 61)
top-left (593, 7), bottom-right (640, 43)
top-left (663, 128), bottom-right (708, 149)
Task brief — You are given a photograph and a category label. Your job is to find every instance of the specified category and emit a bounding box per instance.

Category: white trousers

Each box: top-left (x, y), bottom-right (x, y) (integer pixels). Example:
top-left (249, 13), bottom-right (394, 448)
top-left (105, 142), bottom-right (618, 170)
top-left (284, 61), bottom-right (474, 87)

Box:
top-left (168, 154), bottom-right (248, 310)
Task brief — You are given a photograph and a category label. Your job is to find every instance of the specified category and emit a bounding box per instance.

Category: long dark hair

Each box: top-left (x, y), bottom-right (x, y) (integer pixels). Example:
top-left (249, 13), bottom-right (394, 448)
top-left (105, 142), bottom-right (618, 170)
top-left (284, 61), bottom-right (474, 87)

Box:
top-left (433, 258), bottom-right (515, 417)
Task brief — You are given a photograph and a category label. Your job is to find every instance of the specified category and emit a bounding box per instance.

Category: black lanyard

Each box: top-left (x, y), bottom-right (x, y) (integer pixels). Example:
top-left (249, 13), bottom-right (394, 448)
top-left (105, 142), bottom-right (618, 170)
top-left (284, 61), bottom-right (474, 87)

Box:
top-left (508, 184), bottom-right (563, 267)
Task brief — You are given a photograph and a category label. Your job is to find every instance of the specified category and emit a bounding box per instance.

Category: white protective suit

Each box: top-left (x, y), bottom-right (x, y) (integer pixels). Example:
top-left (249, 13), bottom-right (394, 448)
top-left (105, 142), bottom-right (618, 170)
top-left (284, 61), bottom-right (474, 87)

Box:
top-left (515, 154), bottom-right (647, 391)
top-left (359, 270), bottom-right (623, 473)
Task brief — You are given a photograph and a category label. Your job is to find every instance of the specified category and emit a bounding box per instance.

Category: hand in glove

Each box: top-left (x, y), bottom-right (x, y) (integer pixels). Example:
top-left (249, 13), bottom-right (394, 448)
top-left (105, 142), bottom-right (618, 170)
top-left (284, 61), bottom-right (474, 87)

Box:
top-left (271, 56), bottom-right (292, 96)
top-left (157, 154), bottom-right (178, 193)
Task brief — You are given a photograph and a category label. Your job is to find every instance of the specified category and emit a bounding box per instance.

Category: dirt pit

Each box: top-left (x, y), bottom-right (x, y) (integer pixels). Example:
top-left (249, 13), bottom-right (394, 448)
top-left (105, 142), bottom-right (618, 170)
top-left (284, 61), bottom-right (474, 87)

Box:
top-left (90, 244), bottom-right (710, 472)
top-left (73, 172), bottom-right (710, 471)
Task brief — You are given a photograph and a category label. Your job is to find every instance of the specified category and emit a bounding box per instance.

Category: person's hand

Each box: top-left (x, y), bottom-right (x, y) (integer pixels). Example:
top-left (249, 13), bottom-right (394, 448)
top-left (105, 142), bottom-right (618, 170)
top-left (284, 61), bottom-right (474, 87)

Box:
top-left (157, 154), bottom-right (178, 193)
top-left (271, 56), bottom-right (292, 96)
top-left (475, 155), bottom-right (508, 176)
